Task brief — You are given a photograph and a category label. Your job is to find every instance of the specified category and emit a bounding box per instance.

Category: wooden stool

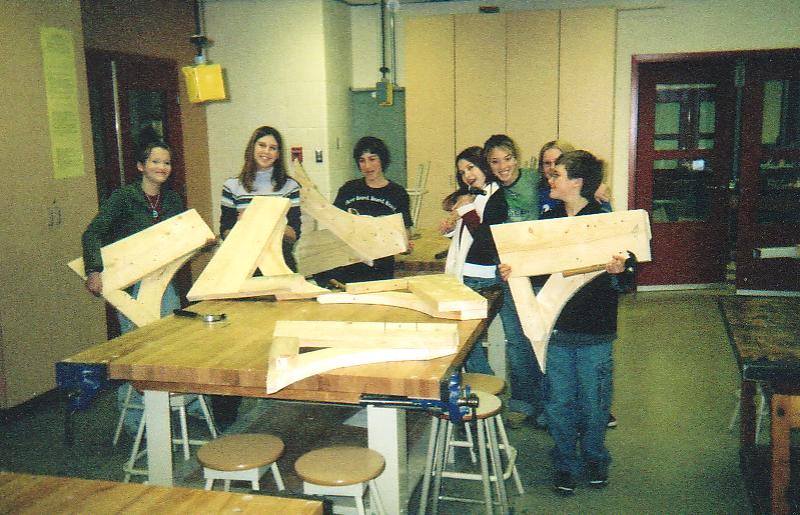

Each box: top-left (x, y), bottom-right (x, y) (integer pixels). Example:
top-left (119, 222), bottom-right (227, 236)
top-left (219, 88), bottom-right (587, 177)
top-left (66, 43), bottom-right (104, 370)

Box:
top-left (122, 392), bottom-right (218, 483)
top-left (294, 446), bottom-right (386, 515)
top-left (418, 391), bottom-right (524, 515)
top-left (449, 374), bottom-right (508, 466)
top-left (462, 373), bottom-right (505, 396)
top-left (197, 433), bottom-right (285, 492)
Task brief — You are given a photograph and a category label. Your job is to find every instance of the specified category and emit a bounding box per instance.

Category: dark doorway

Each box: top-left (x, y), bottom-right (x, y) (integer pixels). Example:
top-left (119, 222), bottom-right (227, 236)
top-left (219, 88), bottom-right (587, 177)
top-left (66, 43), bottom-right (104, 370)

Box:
top-left (631, 49), bottom-right (800, 293)
top-left (85, 49), bottom-right (190, 337)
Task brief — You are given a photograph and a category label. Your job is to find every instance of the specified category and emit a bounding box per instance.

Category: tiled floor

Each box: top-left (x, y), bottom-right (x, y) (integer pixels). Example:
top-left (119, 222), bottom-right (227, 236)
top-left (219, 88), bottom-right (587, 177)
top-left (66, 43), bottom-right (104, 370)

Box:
top-left (1, 288), bottom-right (790, 513)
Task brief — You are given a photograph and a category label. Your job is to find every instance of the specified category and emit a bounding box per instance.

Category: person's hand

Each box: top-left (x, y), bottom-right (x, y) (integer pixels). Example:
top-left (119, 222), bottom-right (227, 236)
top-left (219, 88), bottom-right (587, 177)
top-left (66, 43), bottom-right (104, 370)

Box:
top-left (283, 226), bottom-right (297, 243)
top-left (439, 212), bottom-right (458, 234)
top-left (202, 237), bottom-right (218, 251)
top-left (594, 183), bottom-right (611, 204)
top-left (452, 194), bottom-right (475, 210)
top-left (498, 263), bottom-right (512, 282)
top-left (85, 271), bottom-right (103, 297)
top-left (605, 253), bottom-right (627, 274)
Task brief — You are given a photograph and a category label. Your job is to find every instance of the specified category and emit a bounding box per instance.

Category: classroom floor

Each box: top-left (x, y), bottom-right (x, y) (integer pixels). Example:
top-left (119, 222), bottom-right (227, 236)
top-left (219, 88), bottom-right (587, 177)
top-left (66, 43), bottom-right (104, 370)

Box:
top-left (1, 287), bottom-right (795, 514)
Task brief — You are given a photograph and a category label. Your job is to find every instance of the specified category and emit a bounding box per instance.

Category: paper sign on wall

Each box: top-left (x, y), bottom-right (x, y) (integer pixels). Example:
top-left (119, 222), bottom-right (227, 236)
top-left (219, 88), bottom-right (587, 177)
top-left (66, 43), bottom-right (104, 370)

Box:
top-left (40, 27), bottom-right (85, 179)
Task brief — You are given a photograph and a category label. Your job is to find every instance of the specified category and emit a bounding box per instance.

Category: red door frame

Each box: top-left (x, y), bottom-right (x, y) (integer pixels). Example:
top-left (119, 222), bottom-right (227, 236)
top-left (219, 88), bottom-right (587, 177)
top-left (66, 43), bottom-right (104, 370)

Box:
top-left (630, 54), bottom-right (736, 286)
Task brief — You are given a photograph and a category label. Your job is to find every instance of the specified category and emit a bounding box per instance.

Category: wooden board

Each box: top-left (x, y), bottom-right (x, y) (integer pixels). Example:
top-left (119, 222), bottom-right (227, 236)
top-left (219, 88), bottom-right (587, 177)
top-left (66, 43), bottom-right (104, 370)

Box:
top-left (0, 472), bottom-right (323, 515)
top-left (187, 197), bottom-right (327, 301)
top-left (291, 159), bottom-right (409, 275)
top-left (491, 209), bottom-right (652, 277)
top-left (492, 210), bottom-right (652, 372)
top-left (317, 291), bottom-right (484, 320)
top-left (267, 320), bottom-right (459, 393)
top-left (325, 274), bottom-right (487, 320)
top-left (67, 209), bottom-right (214, 327)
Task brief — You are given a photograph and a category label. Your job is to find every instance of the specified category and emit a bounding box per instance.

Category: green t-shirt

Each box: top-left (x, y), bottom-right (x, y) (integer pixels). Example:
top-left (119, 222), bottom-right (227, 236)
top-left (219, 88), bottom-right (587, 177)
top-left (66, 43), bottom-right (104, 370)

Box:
top-left (501, 167), bottom-right (539, 222)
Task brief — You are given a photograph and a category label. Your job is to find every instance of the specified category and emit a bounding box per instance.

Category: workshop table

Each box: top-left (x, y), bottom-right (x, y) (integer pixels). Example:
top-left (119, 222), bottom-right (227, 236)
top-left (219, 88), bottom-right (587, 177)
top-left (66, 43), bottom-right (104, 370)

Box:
top-left (0, 471), bottom-right (324, 514)
top-left (62, 295), bottom-right (496, 515)
top-left (719, 295), bottom-right (800, 515)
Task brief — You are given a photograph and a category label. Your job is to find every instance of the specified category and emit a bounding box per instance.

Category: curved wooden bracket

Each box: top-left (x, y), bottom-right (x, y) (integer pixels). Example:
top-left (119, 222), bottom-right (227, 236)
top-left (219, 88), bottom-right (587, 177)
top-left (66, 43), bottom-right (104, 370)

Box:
top-left (291, 159), bottom-right (409, 276)
top-left (267, 320), bottom-right (458, 393)
top-left (187, 197), bottom-right (327, 301)
top-left (316, 274), bottom-right (487, 320)
top-left (492, 210), bottom-right (652, 371)
top-left (68, 209), bottom-right (214, 328)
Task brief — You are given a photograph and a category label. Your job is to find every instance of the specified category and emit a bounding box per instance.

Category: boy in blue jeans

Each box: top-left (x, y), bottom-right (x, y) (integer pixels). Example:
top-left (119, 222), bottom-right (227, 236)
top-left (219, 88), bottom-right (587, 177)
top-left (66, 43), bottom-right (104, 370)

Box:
top-left (536, 150), bottom-right (632, 494)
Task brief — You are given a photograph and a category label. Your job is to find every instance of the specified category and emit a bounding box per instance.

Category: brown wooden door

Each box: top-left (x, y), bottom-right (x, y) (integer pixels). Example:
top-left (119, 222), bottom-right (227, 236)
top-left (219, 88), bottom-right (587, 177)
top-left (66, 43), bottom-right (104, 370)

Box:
top-left (633, 58), bottom-right (737, 285)
top-left (85, 50), bottom-right (188, 337)
top-left (736, 50), bottom-right (800, 293)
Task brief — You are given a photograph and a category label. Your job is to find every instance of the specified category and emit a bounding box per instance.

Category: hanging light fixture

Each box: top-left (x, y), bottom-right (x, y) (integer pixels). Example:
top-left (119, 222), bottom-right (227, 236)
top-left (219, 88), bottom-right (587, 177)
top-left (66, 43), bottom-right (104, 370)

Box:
top-left (376, 0), bottom-right (399, 106)
top-left (182, 0), bottom-right (227, 104)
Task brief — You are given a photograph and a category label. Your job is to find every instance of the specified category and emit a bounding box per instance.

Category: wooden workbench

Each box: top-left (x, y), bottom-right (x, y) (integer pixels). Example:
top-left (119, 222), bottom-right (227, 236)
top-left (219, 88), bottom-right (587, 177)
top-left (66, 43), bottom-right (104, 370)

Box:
top-left (0, 472), bottom-right (323, 514)
top-left (719, 296), bottom-right (800, 515)
top-left (62, 295), bottom-right (496, 515)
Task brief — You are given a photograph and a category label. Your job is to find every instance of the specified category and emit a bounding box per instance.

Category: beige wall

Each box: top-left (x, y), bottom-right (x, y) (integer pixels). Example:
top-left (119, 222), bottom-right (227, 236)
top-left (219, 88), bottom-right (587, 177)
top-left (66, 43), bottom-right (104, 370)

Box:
top-left (204, 0), bottom-right (352, 231)
top-left (0, 0), bottom-right (103, 407)
top-left (406, 8), bottom-right (616, 229)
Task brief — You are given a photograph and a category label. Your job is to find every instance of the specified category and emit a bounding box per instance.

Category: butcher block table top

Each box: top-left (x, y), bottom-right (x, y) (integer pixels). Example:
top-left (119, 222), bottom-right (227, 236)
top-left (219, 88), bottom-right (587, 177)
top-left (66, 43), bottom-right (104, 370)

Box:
top-left (719, 296), bottom-right (800, 386)
top-left (63, 296), bottom-right (496, 403)
top-left (0, 472), bottom-right (323, 515)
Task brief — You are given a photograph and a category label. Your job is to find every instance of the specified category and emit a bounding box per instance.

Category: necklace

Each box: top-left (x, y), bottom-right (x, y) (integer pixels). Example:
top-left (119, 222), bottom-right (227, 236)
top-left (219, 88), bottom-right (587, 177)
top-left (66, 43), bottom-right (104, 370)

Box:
top-left (144, 192), bottom-right (161, 219)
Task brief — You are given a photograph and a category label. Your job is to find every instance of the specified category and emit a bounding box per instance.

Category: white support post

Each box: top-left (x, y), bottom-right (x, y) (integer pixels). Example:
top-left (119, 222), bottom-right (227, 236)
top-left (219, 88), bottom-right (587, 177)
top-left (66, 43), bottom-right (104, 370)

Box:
top-left (367, 405), bottom-right (407, 515)
top-left (143, 390), bottom-right (173, 485)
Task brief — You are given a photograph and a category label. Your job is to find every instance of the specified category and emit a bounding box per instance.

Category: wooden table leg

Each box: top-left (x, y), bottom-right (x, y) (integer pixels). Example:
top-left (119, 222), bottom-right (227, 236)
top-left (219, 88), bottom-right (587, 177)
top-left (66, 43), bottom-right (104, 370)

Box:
top-left (144, 390), bottom-right (174, 486)
top-left (740, 380), bottom-right (756, 449)
top-left (367, 406), bottom-right (407, 515)
top-left (770, 393), bottom-right (800, 515)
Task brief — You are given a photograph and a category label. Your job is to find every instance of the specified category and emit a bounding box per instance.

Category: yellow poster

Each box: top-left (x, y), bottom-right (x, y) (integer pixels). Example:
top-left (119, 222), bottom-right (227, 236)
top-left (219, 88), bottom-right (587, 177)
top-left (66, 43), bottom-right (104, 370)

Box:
top-left (40, 26), bottom-right (84, 179)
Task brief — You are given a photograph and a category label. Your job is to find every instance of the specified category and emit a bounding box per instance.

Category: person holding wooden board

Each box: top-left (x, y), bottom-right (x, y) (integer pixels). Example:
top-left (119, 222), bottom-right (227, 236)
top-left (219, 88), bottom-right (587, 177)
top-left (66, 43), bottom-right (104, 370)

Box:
top-left (81, 140), bottom-right (200, 435)
top-left (439, 146), bottom-right (508, 374)
top-left (500, 150), bottom-right (633, 496)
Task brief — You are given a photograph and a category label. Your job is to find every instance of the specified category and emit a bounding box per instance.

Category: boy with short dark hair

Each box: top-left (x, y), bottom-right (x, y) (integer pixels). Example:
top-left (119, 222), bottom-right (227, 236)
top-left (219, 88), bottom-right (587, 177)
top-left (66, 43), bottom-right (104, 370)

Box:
top-left (540, 150), bottom-right (632, 495)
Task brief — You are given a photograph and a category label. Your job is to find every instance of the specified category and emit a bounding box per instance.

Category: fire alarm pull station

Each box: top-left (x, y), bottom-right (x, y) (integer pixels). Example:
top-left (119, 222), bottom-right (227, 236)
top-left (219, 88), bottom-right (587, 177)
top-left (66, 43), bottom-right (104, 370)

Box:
top-left (291, 146), bottom-right (303, 162)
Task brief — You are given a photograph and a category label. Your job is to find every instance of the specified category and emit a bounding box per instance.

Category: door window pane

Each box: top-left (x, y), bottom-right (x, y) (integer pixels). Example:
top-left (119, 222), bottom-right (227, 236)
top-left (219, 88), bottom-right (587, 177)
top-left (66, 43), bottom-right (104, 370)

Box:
top-left (761, 79), bottom-right (800, 148)
top-left (128, 90), bottom-right (167, 150)
top-left (651, 158), bottom-right (712, 222)
top-left (655, 83), bottom-right (716, 150)
top-left (758, 158), bottom-right (800, 223)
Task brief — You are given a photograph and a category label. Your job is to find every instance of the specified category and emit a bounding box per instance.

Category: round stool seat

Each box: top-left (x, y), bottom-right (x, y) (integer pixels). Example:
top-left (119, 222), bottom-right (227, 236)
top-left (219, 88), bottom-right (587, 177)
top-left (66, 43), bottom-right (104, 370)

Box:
top-left (462, 373), bottom-right (505, 396)
top-left (197, 434), bottom-right (284, 472)
top-left (442, 391), bottom-right (502, 421)
top-left (295, 446), bottom-right (385, 487)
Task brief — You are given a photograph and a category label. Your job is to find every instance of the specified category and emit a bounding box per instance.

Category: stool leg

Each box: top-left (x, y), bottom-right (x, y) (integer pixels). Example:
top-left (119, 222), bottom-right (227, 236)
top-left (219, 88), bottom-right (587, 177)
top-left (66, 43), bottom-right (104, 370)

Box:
top-left (419, 417), bottom-right (440, 515)
top-left (270, 462), bottom-right (285, 491)
top-left (495, 414), bottom-right (524, 495)
top-left (486, 418), bottom-right (509, 514)
top-left (369, 478), bottom-right (387, 515)
top-left (463, 421), bottom-right (477, 464)
top-left (431, 418), bottom-right (450, 515)
top-left (204, 478), bottom-right (214, 491)
top-left (124, 413), bottom-right (147, 483)
top-left (197, 395), bottom-right (218, 438)
top-left (176, 404), bottom-right (190, 460)
top-left (476, 419), bottom-right (494, 515)
top-left (113, 383), bottom-right (135, 447)
top-left (223, 479), bottom-right (231, 492)
top-left (355, 489), bottom-right (366, 515)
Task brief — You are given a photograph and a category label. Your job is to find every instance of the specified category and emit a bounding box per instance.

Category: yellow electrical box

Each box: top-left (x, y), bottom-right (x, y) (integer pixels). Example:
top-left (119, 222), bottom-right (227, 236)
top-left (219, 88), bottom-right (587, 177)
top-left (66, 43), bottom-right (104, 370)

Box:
top-left (182, 63), bottom-right (226, 103)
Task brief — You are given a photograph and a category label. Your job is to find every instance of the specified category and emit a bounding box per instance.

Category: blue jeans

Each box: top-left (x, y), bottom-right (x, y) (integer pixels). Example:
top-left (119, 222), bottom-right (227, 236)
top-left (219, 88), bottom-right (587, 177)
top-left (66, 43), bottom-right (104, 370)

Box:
top-left (545, 331), bottom-right (613, 475)
top-left (462, 276), bottom-right (497, 375)
top-left (500, 279), bottom-right (544, 417)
